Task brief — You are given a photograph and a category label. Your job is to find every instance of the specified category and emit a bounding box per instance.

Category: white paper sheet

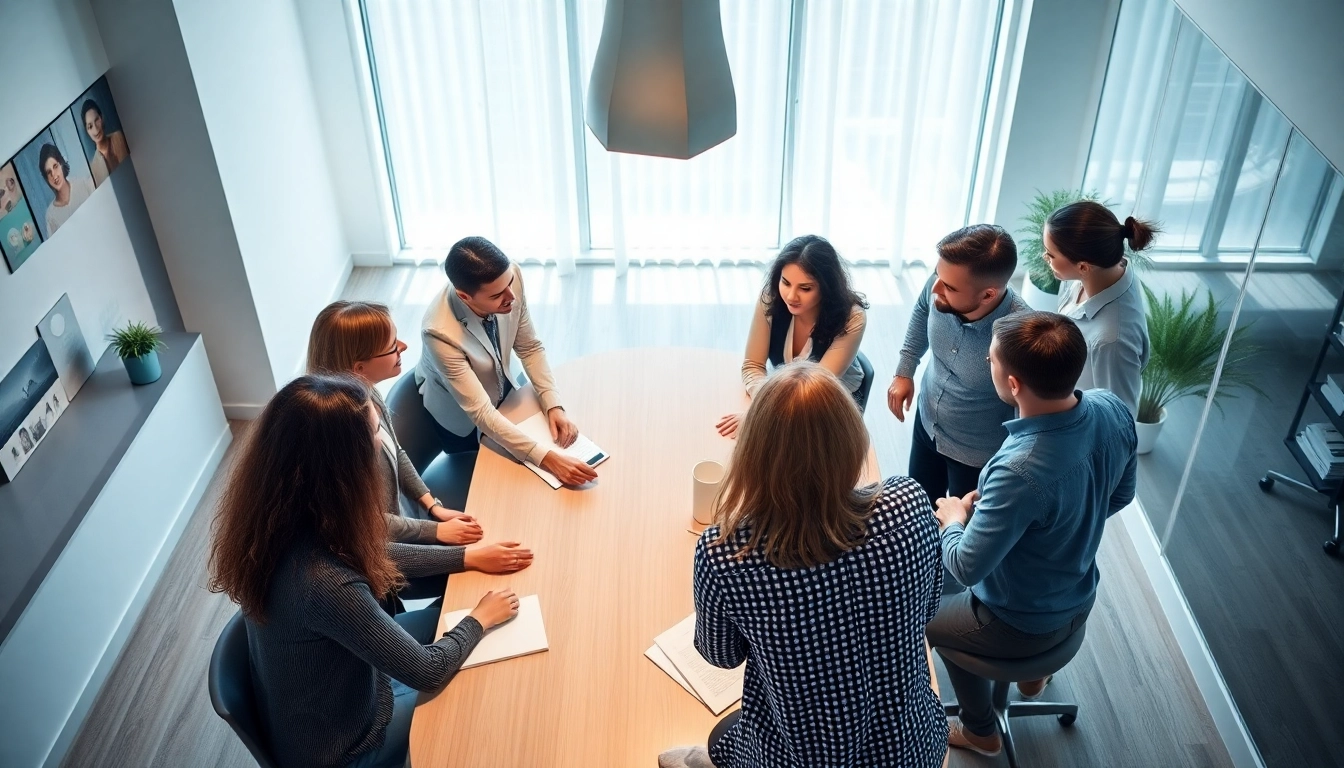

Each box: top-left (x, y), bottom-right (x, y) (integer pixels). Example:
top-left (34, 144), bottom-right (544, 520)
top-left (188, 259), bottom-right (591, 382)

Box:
top-left (440, 594), bottom-right (549, 669)
top-left (513, 411), bottom-right (609, 489)
top-left (653, 613), bottom-right (744, 715)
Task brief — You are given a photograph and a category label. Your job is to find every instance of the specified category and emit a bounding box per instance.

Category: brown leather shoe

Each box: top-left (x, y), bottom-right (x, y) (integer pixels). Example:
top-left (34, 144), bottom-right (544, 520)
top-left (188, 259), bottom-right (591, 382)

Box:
top-left (947, 718), bottom-right (1003, 757)
top-left (1017, 674), bottom-right (1052, 701)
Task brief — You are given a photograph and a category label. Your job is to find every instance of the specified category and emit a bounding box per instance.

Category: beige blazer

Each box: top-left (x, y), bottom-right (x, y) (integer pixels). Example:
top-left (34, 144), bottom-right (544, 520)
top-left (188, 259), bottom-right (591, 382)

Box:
top-left (416, 265), bottom-right (562, 465)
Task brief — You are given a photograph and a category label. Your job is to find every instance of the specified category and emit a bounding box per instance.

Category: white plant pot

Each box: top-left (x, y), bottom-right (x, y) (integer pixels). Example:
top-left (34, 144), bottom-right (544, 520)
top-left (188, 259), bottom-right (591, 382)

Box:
top-left (1021, 279), bottom-right (1060, 311)
top-left (1135, 408), bottom-right (1167, 455)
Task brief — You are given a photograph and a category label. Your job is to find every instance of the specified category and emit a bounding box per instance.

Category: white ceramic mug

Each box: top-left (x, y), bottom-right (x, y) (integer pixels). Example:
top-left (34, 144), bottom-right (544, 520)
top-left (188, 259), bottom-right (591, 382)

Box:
top-left (692, 460), bottom-right (725, 526)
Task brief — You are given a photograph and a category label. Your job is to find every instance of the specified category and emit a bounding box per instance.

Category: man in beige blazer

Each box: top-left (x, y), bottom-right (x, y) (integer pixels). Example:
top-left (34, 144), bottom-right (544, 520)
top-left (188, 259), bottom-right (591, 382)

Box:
top-left (416, 236), bottom-right (598, 487)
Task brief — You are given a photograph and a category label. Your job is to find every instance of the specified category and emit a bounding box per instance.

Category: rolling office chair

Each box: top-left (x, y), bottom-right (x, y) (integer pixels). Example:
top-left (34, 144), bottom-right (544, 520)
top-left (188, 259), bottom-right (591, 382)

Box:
top-left (208, 612), bottom-right (279, 768)
top-left (934, 624), bottom-right (1087, 768)
top-left (854, 351), bottom-right (875, 413)
top-left (386, 372), bottom-right (476, 517)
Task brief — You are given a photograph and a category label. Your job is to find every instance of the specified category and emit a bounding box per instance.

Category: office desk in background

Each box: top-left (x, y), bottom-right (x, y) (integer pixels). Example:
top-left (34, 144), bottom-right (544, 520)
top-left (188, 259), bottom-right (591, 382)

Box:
top-left (409, 347), bottom-right (893, 767)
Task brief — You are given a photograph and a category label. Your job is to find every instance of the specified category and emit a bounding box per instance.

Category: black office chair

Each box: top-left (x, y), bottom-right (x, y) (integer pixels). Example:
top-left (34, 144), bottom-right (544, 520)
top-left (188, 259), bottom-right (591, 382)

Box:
top-left (208, 612), bottom-right (278, 768)
top-left (854, 351), bottom-right (875, 413)
top-left (934, 624), bottom-right (1087, 768)
top-left (386, 372), bottom-right (477, 517)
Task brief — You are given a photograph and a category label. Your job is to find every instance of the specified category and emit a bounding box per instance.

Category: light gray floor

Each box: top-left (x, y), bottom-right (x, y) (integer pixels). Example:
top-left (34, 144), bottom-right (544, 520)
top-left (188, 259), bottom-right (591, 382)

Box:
top-left (63, 264), bottom-right (1233, 768)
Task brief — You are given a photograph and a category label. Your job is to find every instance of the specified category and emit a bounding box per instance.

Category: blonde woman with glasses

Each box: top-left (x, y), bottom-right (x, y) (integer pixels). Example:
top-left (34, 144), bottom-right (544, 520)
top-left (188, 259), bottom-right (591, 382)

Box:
top-left (308, 301), bottom-right (535, 605)
top-left (661, 362), bottom-right (946, 768)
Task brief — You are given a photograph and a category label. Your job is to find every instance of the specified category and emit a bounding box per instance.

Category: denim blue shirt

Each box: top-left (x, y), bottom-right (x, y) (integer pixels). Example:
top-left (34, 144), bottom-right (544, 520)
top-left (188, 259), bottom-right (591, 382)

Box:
top-left (896, 275), bottom-right (1029, 467)
top-left (941, 389), bottom-right (1138, 634)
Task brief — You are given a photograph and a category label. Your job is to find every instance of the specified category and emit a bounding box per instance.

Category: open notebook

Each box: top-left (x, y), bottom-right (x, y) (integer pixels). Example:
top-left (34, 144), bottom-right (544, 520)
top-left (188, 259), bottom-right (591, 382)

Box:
top-left (513, 411), bottom-right (610, 489)
top-left (440, 594), bottom-right (549, 669)
top-left (649, 613), bottom-right (744, 715)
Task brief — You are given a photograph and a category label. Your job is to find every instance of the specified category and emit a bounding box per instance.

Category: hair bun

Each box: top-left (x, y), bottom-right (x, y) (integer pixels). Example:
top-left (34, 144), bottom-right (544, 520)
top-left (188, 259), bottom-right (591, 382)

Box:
top-left (1122, 216), bottom-right (1136, 241)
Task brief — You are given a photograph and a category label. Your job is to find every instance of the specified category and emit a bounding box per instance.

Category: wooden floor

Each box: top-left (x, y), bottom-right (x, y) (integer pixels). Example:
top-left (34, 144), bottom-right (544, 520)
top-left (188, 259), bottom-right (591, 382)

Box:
top-left (63, 264), bottom-right (1233, 768)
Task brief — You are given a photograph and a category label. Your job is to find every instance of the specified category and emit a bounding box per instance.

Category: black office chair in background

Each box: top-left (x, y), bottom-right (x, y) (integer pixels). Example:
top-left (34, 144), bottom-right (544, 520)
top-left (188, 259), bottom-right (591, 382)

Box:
top-left (854, 351), bottom-right (875, 413)
top-left (386, 372), bottom-right (476, 517)
top-left (934, 625), bottom-right (1087, 768)
top-left (208, 612), bottom-right (278, 768)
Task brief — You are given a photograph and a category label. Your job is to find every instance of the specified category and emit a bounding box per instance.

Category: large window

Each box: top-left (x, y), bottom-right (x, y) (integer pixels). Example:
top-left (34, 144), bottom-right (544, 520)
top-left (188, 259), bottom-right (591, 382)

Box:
top-left (360, 0), bottom-right (1006, 268)
top-left (1084, 0), bottom-right (1340, 264)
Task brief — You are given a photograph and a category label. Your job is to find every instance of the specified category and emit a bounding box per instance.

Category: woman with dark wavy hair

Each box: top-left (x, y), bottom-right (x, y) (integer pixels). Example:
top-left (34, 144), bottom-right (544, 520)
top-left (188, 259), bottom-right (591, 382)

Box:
top-left (209, 374), bottom-right (521, 768)
top-left (716, 235), bottom-right (869, 437)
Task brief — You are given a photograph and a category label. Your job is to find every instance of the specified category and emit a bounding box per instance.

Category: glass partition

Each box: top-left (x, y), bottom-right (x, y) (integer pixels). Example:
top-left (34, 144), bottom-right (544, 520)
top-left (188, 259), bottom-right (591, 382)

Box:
top-left (1086, 0), bottom-right (1344, 764)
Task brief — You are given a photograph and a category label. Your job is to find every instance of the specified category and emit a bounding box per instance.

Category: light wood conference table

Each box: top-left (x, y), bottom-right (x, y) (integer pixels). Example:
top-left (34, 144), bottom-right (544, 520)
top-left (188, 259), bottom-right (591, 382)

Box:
top-left (410, 347), bottom-right (929, 767)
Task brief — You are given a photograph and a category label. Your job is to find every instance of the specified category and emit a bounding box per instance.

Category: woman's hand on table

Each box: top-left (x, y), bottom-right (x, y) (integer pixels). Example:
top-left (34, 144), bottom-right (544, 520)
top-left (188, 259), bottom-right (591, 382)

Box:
top-left (464, 541), bottom-right (534, 574)
top-left (715, 412), bottom-right (742, 438)
top-left (435, 516), bottom-right (483, 545)
top-left (469, 588), bottom-right (519, 630)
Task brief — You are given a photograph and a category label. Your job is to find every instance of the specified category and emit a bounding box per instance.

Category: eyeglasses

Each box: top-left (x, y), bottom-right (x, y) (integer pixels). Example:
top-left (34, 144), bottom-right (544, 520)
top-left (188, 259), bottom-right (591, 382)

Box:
top-left (369, 340), bottom-right (403, 359)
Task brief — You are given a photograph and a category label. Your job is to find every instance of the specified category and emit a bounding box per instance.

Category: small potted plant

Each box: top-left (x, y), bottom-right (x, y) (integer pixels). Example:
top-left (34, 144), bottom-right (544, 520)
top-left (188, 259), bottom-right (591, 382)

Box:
top-left (1136, 285), bottom-right (1260, 454)
top-left (1016, 189), bottom-right (1152, 310)
top-left (107, 321), bottom-right (167, 385)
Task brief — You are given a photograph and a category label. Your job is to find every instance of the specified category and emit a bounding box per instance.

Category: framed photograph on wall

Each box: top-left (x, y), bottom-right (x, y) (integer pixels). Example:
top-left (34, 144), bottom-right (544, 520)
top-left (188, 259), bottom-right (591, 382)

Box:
top-left (73, 76), bottom-right (130, 187)
top-left (0, 160), bottom-right (42, 272)
top-left (0, 340), bottom-right (69, 483)
top-left (14, 111), bottom-right (96, 241)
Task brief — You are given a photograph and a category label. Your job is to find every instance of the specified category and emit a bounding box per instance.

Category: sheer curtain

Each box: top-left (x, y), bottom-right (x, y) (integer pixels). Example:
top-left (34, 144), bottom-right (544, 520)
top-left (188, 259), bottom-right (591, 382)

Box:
top-left (362, 0), bottom-right (1004, 271)
top-left (362, 0), bottom-right (581, 268)
top-left (790, 0), bottom-right (1002, 265)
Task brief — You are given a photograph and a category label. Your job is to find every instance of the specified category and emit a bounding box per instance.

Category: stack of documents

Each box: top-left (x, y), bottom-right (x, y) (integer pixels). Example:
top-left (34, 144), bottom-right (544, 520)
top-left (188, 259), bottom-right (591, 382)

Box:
top-left (440, 594), bottom-right (549, 669)
top-left (645, 613), bottom-right (744, 715)
top-left (1322, 374), bottom-right (1344, 415)
top-left (1296, 423), bottom-right (1344, 481)
top-left (513, 411), bottom-right (610, 489)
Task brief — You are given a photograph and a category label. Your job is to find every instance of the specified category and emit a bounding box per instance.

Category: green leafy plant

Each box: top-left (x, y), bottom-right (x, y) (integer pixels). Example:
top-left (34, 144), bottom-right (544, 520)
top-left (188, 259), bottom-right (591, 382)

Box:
top-left (106, 321), bottom-right (166, 360)
top-left (1138, 284), bottom-right (1262, 424)
top-left (1017, 189), bottom-right (1154, 294)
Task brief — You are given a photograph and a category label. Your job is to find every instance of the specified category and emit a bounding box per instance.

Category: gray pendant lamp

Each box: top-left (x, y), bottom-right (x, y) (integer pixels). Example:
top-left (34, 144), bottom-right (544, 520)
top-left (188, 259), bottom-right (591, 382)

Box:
top-left (585, 0), bottom-right (737, 160)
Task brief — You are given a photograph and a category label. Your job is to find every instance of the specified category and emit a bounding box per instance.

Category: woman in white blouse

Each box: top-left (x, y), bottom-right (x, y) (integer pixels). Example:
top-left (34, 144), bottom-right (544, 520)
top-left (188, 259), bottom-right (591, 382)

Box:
top-left (717, 235), bottom-right (869, 437)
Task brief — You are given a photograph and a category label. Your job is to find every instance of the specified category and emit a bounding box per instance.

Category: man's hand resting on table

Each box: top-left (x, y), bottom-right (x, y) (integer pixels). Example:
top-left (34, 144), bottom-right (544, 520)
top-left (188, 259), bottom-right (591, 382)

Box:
top-left (540, 450), bottom-right (598, 486)
top-left (547, 407), bottom-right (580, 448)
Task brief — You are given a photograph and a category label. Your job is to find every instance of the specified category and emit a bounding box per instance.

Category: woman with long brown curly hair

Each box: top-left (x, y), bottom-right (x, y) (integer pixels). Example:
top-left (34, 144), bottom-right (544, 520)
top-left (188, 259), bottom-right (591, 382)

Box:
top-left (209, 374), bottom-right (519, 768)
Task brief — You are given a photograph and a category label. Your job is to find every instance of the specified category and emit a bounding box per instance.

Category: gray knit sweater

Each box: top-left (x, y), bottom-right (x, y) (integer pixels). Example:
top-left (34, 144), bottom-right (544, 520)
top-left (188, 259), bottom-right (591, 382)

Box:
top-left (246, 539), bottom-right (480, 768)
top-left (372, 390), bottom-right (443, 546)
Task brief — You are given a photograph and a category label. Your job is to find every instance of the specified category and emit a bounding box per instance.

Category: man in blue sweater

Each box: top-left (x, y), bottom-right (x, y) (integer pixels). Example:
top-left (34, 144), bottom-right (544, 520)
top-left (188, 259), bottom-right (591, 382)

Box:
top-left (928, 311), bottom-right (1137, 757)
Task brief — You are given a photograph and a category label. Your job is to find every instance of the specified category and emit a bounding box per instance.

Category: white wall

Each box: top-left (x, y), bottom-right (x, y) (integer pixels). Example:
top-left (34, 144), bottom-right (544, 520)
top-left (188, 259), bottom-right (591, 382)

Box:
top-left (175, 0), bottom-right (353, 385)
top-left (1175, 0), bottom-right (1344, 175)
top-left (0, 0), bottom-right (160, 385)
top-left (295, 0), bottom-right (398, 264)
top-left (90, 0), bottom-right (277, 414)
top-left (987, 0), bottom-right (1120, 229)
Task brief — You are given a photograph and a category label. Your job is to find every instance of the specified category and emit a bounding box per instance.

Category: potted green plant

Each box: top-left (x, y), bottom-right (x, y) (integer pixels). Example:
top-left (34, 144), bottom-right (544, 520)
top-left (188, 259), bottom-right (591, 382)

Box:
top-left (1016, 189), bottom-right (1153, 310)
top-left (107, 321), bottom-right (167, 385)
top-left (1136, 285), bottom-right (1261, 454)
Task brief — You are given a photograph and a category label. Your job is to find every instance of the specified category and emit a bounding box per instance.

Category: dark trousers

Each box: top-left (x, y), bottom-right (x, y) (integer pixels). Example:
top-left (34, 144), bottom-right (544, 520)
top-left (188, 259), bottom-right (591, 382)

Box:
top-left (430, 418), bottom-right (481, 456)
top-left (927, 591), bottom-right (1089, 737)
top-left (908, 409), bottom-right (983, 507)
top-left (392, 597), bottom-right (444, 645)
top-left (909, 409), bottom-right (983, 594)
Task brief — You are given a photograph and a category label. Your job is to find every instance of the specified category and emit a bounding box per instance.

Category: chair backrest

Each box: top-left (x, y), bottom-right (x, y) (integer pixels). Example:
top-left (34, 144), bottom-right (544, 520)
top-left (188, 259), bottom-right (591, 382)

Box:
top-left (208, 611), bottom-right (279, 768)
top-left (854, 351), bottom-right (875, 413)
top-left (386, 371), bottom-right (441, 474)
